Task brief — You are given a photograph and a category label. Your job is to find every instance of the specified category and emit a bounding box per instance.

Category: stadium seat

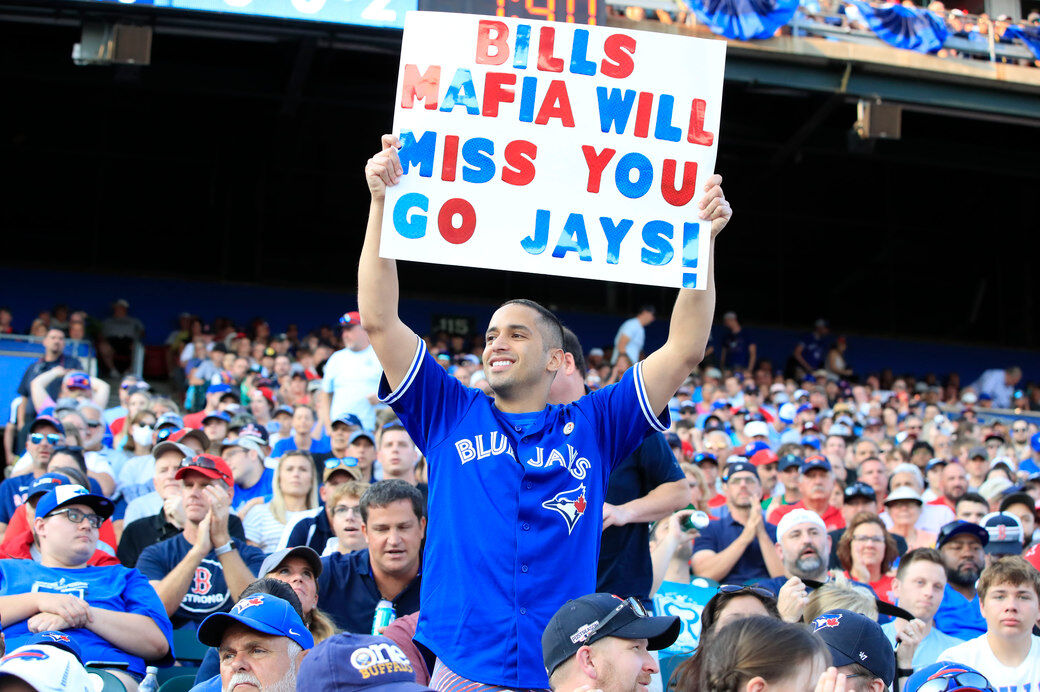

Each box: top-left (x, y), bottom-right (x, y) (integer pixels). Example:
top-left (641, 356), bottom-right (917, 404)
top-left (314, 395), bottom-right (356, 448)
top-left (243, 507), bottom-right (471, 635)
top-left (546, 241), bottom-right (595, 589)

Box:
top-left (86, 668), bottom-right (127, 692)
top-left (156, 665), bottom-right (199, 686)
top-left (158, 674), bottom-right (198, 692)
top-left (172, 626), bottom-right (210, 663)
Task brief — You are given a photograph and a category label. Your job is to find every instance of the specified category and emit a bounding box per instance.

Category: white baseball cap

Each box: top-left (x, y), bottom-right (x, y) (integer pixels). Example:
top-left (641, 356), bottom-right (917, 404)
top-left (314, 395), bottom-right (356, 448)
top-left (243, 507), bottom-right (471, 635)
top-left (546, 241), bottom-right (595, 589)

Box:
top-left (744, 421), bottom-right (770, 439)
top-left (776, 508), bottom-right (827, 541)
top-left (0, 645), bottom-right (101, 692)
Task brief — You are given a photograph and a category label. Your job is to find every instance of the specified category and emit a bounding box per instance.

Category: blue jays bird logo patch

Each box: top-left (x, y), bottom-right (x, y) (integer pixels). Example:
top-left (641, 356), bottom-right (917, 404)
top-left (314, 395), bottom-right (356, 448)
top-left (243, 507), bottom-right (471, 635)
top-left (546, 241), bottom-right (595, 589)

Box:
top-left (542, 484), bottom-right (587, 534)
top-left (811, 614), bottom-right (842, 631)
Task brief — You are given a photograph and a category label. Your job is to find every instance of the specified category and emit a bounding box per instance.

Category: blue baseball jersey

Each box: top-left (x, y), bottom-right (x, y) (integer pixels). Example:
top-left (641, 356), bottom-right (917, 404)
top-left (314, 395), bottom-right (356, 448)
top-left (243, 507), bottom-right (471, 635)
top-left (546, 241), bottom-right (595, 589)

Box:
top-left (379, 337), bottom-right (669, 688)
top-left (0, 559), bottom-right (174, 677)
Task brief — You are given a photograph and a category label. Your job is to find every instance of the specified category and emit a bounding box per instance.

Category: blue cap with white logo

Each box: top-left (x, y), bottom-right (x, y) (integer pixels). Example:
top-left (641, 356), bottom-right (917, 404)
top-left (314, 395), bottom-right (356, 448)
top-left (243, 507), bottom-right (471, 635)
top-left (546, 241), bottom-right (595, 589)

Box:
top-left (35, 485), bottom-right (113, 521)
top-left (299, 633), bottom-right (433, 692)
top-left (22, 631), bottom-right (83, 662)
top-left (198, 594), bottom-right (313, 650)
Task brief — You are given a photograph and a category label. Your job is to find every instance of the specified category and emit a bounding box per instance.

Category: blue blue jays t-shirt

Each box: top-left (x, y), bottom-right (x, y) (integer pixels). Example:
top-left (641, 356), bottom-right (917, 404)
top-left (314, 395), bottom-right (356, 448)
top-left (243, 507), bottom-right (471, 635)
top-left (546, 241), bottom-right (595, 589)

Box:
top-left (0, 559), bottom-right (174, 677)
top-left (136, 535), bottom-right (267, 628)
top-left (270, 436), bottom-right (331, 459)
top-left (232, 468), bottom-right (274, 510)
top-left (933, 584), bottom-right (987, 640)
top-left (379, 337), bottom-right (669, 688)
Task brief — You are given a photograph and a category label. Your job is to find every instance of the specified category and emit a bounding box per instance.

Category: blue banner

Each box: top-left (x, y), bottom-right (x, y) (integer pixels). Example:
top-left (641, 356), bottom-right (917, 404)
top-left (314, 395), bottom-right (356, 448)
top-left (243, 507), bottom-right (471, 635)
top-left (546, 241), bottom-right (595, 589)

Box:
top-left (849, 0), bottom-right (948, 54)
top-left (1003, 25), bottom-right (1040, 60)
top-left (74, 0), bottom-right (415, 29)
top-left (691, 0), bottom-right (800, 41)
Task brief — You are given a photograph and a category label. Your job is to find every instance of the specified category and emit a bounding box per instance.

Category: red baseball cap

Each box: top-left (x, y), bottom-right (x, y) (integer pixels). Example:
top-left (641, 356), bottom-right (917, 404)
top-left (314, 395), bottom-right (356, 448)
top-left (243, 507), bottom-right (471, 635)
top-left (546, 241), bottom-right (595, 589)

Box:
top-left (339, 311), bottom-right (361, 327)
top-left (1025, 541), bottom-right (1040, 573)
top-left (175, 453), bottom-right (235, 490)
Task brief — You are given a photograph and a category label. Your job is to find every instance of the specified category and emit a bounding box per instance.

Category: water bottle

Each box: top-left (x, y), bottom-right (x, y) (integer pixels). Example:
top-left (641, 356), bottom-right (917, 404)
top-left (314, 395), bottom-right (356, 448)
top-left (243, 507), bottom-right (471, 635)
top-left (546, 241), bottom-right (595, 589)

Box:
top-left (372, 599), bottom-right (396, 634)
top-left (139, 666), bottom-right (159, 692)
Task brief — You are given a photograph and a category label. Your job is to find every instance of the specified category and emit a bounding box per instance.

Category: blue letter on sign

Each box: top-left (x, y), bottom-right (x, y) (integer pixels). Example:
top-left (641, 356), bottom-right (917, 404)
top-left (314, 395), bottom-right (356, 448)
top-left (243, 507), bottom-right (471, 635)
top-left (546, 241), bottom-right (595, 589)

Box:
top-left (398, 130), bottom-right (437, 178)
top-left (393, 193), bottom-right (429, 239)
top-left (552, 213), bottom-right (593, 261)
top-left (641, 220), bottom-right (674, 266)
top-left (615, 152), bottom-right (653, 199)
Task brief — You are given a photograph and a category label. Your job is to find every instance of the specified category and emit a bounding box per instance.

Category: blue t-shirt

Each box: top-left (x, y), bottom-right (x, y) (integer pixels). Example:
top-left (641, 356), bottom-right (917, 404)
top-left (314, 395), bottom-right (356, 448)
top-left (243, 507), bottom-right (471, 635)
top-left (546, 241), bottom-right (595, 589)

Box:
top-left (598, 432), bottom-right (684, 605)
top-left (136, 534), bottom-right (267, 628)
top-left (318, 548), bottom-right (422, 634)
top-left (721, 328), bottom-right (753, 368)
top-left (270, 436), bottom-right (331, 459)
top-left (933, 584), bottom-right (987, 640)
top-left (0, 559), bottom-right (173, 677)
top-left (694, 512), bottom-right (779, 585)
top-left (881, 621), bottom-right (963, 669)
top-left (232, 468), bottom-right (274, 510)
top-left (379, 337), bottom-right (668, 688)
top-left (0, 473), bottom-right (107, 524)
top-left (798, 332), bottom-right (830, 370)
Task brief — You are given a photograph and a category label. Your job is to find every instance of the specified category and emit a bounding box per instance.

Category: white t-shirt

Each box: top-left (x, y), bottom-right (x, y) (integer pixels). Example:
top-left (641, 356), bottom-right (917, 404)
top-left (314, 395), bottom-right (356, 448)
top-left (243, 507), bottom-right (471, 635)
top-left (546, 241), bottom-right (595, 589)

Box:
top-left (880, 503), bottom-right (953, 535)
top-left (939, 634), bottom-right (1040, 691)
top-left (612, 317), bottom-right (644, 364)
top-left (8, 396), bottom-right (22, 425)
top-left (242, 504), bottom-right (313, 553)
top-left (321, 346), bottom-right (383, 431)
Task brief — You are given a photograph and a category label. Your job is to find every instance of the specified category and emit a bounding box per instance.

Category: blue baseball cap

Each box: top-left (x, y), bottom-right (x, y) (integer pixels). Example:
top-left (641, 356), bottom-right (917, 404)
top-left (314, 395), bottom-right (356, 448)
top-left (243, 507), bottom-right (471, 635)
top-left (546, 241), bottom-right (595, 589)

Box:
top-left (778, 453), bottom-right (803, 472)
top-left (349, 430), bottom-right (376, 446)
top-left (1031, 432), bottom-right (1040, 453)
top-left (22, 631), bottom-right (83, 661)
top-left (710, 400), bottom-right (730, 411)
top-left (936, 520), bottom-right (989, 550)
top-left (800, 455), bottom-right (831, 474)
top-left (198, 594), bottom-right (313, 650)
top-left (155, 412), bottom-right (185, 430)
top-left (237, 422), bottom-right (270, 444)
top-left (332, 414), bottom-right (364, 429)
top-left (29, 415), bottom-right (64, 435)
top-left (25, 474), bottom-right (71, 502)
top-left (299, 633), bottom-right (433, 692)
top-left (693, 452), bottom-right (718, 466)
top-left (810, 609), bottom-right (895, 686)
top-left (722, 460), bottom-right (758, 482)
top-left (206, 383), bottom-right (233, 396)
top-left (903, 662), bottom-right (994, 692)
top-left (203, 410), bottom-right (231, 424)
top-left (801, 436), bottom-right (822, 451)
top-left (36, 485), bottom-right (113, 521)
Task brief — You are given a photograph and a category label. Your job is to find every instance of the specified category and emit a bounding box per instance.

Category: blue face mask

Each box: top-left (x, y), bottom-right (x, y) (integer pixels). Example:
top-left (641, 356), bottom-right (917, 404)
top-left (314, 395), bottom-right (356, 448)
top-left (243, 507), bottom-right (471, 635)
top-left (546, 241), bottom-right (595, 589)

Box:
top-left (267, 421), bottom-right (281, 434)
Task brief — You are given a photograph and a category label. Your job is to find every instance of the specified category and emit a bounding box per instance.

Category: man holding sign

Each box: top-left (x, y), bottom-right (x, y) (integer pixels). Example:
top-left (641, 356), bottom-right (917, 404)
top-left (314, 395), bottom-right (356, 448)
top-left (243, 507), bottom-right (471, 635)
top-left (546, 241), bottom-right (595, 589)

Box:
top-left (360, 130), bottom-right (729, 691)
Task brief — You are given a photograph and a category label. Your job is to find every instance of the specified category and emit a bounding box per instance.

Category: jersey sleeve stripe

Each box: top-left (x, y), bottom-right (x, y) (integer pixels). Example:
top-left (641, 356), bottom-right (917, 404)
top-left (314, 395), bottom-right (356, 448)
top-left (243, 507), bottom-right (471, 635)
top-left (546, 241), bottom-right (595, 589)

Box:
top-left (379, 336), bottom-right (426, 406)
top-left (634, 361), bottom-right (669, 433)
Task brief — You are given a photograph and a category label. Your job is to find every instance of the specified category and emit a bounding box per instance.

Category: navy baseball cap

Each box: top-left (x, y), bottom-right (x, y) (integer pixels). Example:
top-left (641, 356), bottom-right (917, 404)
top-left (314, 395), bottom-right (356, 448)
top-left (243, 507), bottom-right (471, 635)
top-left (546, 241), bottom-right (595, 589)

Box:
top-left (237, 422), bottom-right (270, 444)
top-left (29, 415), bottom-right (64, 435)
top-left (937, 520), bottom-right (989, 550)
top-left (332, 414), bottom-right (364, 429)
top-left (349, 430), bottom-right (376, 445)
top-left (36, 485), bottom-right (113, 521)
top-left (810, 609), bottom-right (895, 686)
top-left (25, 474), bottom-right (71, 502)
top-left (843, 482), bottom-right (876, 503)
top-left (542, 593), bottom-right (679, 676)
top-left (981, 512), bottom-right (1024, 555)
top-left (723, 461), bottom-right (758, 482)
top-left (22, 631), bottom-right (83, 661)
top-left (198, 594), bottom-right (313, 650)
top-left (778, 453), bottom-right (803, 472)
top-left (904, 662), bottom-right (995, 692)
top-left (925, 457), bottom-right (948, 473)
top-left (664, 432), bottom-right (681, 448)
top-left (800, 455), bottom-right (831, 474)
top-left (702, 415), bottom-right (724, 432)
top-left (299, 633), bottom-right (432, 692)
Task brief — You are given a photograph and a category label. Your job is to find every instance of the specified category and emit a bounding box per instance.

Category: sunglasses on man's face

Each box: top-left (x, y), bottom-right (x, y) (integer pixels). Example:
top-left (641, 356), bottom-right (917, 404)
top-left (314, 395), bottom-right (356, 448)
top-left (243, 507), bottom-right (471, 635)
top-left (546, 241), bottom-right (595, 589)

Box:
top-left (30, 433), bottom-right (62, 446)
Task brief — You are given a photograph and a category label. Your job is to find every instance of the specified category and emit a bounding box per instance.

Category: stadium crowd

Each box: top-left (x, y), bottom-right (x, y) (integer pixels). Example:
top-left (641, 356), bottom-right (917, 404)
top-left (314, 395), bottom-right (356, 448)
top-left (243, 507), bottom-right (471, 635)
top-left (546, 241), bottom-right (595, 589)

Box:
top-left (0, 140), bottom-right (1037, 692)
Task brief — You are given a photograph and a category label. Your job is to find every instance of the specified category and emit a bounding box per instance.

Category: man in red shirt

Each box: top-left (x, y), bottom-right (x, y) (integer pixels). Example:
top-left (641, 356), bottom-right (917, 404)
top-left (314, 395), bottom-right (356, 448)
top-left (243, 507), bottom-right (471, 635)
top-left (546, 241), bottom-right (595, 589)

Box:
top-left (929, 462), bottom-right (969, 512)
top-left (768, 455), bottom-right (845, 531)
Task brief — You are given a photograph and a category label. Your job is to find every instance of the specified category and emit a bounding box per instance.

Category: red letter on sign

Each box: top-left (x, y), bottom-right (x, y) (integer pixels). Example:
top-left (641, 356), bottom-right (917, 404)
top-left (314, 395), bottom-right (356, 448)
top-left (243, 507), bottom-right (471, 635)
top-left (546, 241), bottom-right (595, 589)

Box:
top-left (438, 199), bottom-right (477, 245)
top-left (581, 145), bottom-right (616, 193)
top-left (661, 160), bottom-right (697, 207)
top-left (476, 21), bottom-right (510, 65)
top-left (687, 99), bottom-right (715, 146)
top-left (600, 34), bottom-right (636, 79)
top-left (441, 135), bottom-right (460, 182)
top-left (482, 72), bottom-right (517, 117)
top-left (537, 27), bottom-right (565, 73)
top-left (535, 81), bottom-right (575, 127)
top-left (502, 140), bottom-right (537, 186)
top-left (401, 64), bottom-right (441, 110)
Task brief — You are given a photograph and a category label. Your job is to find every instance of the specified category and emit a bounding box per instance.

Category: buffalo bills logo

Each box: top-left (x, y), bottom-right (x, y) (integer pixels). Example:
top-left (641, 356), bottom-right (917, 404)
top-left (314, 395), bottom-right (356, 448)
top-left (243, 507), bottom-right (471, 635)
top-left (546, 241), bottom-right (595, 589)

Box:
top-left (1, 648), bottom-right (49, 663)
top-left (542, 484), bottom-right (587, 534)
top-left (233, 596), bottom-right (266, 614)
top-left (811, 614), bottom-right (842, 631)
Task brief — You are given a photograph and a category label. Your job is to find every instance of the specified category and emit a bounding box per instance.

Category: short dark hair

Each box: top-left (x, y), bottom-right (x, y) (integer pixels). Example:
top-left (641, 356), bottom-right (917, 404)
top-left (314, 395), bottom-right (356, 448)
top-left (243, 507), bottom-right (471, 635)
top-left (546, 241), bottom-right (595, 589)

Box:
top-left (639, 304), bottom-right (656, 316)
top-left (360, 479), bottom-right (425, 523)
top-left (499, 299), bottom-right (564, 351)
top-left (560, 327), bottom-right (587, 375)
top-left (956, 492), bottom-right (988, 510)
top-left (240, 578), bottom-right (304, 620)
top-left (50, 447), bottom-right (86, 474)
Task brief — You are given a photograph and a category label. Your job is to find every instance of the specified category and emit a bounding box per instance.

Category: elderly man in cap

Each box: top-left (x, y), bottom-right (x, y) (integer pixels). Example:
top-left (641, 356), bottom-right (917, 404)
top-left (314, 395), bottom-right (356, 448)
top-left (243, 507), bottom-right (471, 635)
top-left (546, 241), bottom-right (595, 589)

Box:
top-left (0, 485), bottom-right (173, 689)
top-left (932, 520), bottom-right (989, 640)
top-left (320, 311), bottom-right (383, 434)
top-left (136, 454), bottom-right (266, 627)
top-left (811, 609), bottom-right (896, 692)
top-left (692, 460), bottom-right (784, 584)
top-left (197, 592), bottom-right (313, 692)
top-left (541, 593), bottom-right (679, 692)
top-left (768, 455), bottom-right (844, 531)
top-left (222, 436), bottom-right (275, 512)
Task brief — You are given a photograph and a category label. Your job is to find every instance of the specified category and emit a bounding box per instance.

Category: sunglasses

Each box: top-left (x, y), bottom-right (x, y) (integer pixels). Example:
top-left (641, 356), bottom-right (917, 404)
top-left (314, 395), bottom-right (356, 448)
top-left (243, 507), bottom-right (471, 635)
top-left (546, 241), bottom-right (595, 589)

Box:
top-left (48, 507), bottom-right (104, 529)
top-left (325, 457), bottom-right (360, 470)
top-left (572, 597), bottom-right (648, 644)
top-left (30, 433), bottom-right (62, 445)
top-left (718, 584), bottom-right (776, 600)
top-left (915, 671), bottom-right (994, 692)
top-left (180, 455), bottom-right (223, 473)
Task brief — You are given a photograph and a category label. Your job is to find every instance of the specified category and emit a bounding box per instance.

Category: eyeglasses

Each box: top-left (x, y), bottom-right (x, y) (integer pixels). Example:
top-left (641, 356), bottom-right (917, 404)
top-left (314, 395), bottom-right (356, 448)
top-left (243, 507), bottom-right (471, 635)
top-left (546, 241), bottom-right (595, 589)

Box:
top-left (718, 584), bottom-right (776, 599)
top-left (30, 433), bottom-right (62, 445)
top-left (572, 597), bottom-right (647, 644)
top-left (325, 457), bottom-right (359, 470)
top-left (852, 535), bottom-right (886, 543)
top-left (915, 671), bottom-right (995, 692)
top-left (48, 508), bottom-right (104, 529)
top-left (332, 504), bottom-right (361, 517)
top-left (1012, 426), bottom-right (1028, 433)
top-left (83, 419), bottom-right (103, 428)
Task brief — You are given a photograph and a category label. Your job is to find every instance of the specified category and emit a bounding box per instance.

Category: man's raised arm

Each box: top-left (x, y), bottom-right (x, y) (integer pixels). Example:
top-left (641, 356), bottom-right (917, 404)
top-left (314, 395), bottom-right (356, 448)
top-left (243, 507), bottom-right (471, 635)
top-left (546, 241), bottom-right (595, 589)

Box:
top-left (640, 174), bottom-right (732, 416)
top-left (359, 134), bottom-right (421, 390)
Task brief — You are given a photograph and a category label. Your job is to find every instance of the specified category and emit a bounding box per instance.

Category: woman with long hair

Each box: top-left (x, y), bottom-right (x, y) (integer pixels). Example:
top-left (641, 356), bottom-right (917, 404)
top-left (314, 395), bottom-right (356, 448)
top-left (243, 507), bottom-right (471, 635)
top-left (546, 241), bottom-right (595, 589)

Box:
top-left (836, 512), bottom-right (899, 603)
top-left (241, 450), bottom-right (319, 552)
